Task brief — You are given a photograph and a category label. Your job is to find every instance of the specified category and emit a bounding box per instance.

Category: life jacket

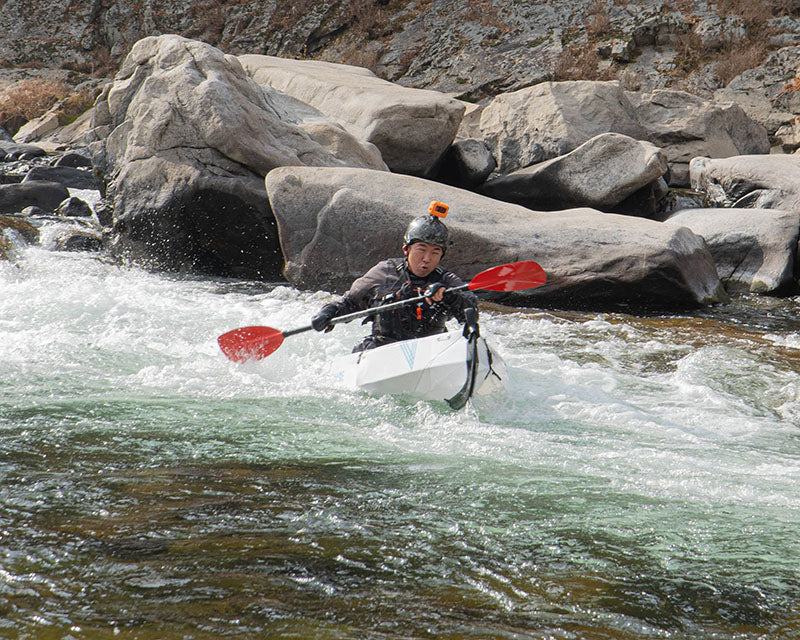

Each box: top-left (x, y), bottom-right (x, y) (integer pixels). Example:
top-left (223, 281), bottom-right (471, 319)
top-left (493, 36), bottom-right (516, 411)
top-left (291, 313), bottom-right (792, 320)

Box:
top-left (370, 259), bottom-right (449, 341)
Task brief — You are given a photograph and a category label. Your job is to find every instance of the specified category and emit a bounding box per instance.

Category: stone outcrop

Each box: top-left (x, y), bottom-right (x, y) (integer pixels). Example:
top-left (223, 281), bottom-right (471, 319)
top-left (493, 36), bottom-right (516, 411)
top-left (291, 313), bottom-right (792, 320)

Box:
top-left (482, 133), bottom-right (668, 213)
top-left (665, 207), bottom-right (800, 294)
top-left (265, 165), bottom-right (726, 309)
top-left (89, 34), bottom-right (385, 280)
top-left (478, 81), bottom-right (647, 174)
top-left (690, 154), bottom-right (800, 210)
top-left (238, 55), bottom-right (464, 177)
top-left (629, 89), bottom-right (770, 186)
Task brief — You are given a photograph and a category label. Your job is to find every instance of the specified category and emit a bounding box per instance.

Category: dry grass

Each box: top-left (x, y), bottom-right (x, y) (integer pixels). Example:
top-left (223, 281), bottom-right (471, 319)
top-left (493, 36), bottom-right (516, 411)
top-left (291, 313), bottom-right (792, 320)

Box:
top-left (585, 1), bottom-right (612, 40)
top-left (553, 46), bottom-right (608, 81)
top-left (56, 89), bottom-right (95, 125)
top-left (0, 79), bottom-right (69, 133)
top-left (715, 39), bottom-right (767, 85)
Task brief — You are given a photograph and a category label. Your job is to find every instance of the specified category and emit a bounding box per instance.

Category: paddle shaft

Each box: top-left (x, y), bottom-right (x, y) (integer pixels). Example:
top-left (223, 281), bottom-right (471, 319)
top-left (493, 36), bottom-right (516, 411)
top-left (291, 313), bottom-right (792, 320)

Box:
top-left (282, 283), bottom-right (470, 339)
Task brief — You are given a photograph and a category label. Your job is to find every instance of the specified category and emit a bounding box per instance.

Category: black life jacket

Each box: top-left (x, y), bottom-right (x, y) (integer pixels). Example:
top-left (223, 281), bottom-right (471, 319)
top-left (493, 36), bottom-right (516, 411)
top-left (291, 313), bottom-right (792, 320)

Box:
top-left (370, 259), bottom-right (449, 341)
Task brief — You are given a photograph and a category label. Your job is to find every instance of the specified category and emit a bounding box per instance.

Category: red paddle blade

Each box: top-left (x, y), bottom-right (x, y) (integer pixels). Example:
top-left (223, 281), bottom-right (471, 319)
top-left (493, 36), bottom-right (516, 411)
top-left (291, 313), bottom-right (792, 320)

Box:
top-left (468, 260), bottom-right (546, 292)
top-left (217, 326), bottom-right (285, 362)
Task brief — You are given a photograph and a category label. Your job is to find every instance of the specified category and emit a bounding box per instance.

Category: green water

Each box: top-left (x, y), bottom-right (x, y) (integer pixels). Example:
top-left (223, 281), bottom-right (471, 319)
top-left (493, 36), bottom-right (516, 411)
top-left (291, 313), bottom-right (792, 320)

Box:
top-left (1, 249), bottom-right (799, 638)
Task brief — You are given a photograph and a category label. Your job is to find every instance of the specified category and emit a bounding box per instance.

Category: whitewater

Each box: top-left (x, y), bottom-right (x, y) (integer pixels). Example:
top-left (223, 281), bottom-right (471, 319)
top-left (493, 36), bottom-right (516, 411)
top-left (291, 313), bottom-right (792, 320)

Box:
top-left (1, 241), bottom-right (799, 638)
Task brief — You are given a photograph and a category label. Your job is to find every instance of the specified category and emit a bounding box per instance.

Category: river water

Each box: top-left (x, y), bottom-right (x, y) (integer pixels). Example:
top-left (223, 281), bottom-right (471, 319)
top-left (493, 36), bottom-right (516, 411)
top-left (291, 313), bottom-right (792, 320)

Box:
top-left (1, 241), bottom-right (799, 639)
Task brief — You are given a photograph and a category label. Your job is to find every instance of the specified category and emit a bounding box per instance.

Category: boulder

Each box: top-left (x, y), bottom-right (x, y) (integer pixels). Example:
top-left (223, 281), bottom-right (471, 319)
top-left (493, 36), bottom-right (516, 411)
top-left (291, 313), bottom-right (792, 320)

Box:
top-left (436, 139), bottom-right (496, 189)
top-left (478, 81), bottom-right (647, 174)
top-left (264, 166), bottom-right (726, 309)
top-left (54, 229), bottom-right (104, 252)
top-left (55, 196), bottom-right (93, 218)
top-left (54, 151), bottom-right (93, 169)
top-left (23, 165), bottom-right (99, 190)
top-left (0, 142), bottom-right (46, 160)
top-left (482, 133), bottom-right (668, 213)
top-left (690, 154), bottom-right (800, 210)
top-left (664, 207), bottom-right (800, 294)
top-left (265, 90), bottom-right (387, 171)
top-left (238, 54), bottom-right (465, 177)
top-left (629, 89), bottom-right (770, 186)
top-left (13, 111), bottom-right (60, 143)
top-left (90, 34), bottom-right (384, 280)
top-left (0, 180), bottom-right (69, 214)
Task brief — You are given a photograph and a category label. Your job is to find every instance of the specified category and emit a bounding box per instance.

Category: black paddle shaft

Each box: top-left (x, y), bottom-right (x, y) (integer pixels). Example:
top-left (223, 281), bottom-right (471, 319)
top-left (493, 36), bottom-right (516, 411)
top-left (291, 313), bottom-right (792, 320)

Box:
top-left (283, 283), bottom-right (469, 339)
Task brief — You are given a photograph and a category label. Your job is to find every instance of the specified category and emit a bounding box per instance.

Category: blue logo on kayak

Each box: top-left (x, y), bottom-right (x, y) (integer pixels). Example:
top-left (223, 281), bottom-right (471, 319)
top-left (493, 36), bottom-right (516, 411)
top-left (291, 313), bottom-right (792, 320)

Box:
top-left (400, 341), bottom-right (417, 369)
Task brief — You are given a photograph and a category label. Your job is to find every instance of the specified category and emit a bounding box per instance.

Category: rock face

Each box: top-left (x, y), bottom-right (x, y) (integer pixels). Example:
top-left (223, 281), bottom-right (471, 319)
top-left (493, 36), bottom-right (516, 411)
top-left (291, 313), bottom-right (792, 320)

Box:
top-left (238, 55), bottom-right (464, 177)
top-left (89, 34), bottom-right (384, 279)
top-left (690, 154), bottom-right (800, 210)
top-left (629, 89), bottom-right (770, 185)
top-left (482, 133), bottom-right (668, 213)
top-left (665, 207), bottom-right (800, 294)
top-left (479, 81), bottom-right (647, 174)
top-left (265, 166), bottom-right (725, 309)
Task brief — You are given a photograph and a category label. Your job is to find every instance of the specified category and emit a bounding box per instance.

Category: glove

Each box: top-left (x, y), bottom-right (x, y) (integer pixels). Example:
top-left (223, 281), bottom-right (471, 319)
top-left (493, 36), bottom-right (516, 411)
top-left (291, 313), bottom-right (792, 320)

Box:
top-left (462, 306), bottom-right (480, 338)
top-left (311, 304), bottom-right (338, 332)
top-left (423, 282), bottom-right (446, 302)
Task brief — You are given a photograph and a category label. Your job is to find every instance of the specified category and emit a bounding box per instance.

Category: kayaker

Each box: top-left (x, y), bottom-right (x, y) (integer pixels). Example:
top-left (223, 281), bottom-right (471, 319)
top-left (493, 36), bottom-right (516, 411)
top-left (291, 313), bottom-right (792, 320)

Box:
top-left (310, 201), bottom-right (479, 352)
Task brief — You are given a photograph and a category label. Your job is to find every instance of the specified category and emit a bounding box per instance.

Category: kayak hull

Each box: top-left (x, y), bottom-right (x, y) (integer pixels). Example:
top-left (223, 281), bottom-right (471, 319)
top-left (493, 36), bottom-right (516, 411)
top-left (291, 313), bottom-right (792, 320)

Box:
top-left (331, 332), bottom-right (507, 405)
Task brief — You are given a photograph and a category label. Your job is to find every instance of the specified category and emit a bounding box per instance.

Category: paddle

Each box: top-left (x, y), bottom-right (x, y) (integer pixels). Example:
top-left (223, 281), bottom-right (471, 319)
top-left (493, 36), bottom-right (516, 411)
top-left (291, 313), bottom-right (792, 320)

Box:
top-left (218, 260), bottom-right (546, 363)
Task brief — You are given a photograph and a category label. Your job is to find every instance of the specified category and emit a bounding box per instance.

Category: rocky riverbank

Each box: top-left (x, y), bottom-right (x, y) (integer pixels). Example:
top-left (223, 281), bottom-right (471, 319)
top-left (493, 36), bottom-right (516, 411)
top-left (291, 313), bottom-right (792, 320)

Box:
top-left (2, 2), bottom-right (800, 310)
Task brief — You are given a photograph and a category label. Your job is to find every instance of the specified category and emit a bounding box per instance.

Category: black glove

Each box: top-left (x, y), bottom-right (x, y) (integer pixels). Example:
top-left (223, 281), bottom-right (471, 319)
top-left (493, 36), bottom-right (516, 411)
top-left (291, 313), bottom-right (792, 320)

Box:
top-left (311, 304), bottom-right (338, 332)
top-left (423, 282), bottom-right (446, 301)
top-left (462, 306), bottom-right (480, 338)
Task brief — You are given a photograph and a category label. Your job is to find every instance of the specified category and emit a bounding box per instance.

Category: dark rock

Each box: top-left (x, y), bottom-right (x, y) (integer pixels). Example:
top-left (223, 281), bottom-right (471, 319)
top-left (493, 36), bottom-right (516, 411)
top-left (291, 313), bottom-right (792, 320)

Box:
top-left (56, 230), bottom-right (104, 252)
top-left (0, 214), bottom-right (39, 244)
top-left (20, 205), bottom-right (48, 217)
top-left (23, 165), bottom-right (99, 190)
top-left (436, 139), bottom-right (496, 189)
top-left (54, 152), bottom-right (93, 169)
top-left (0, 181), bottom-right (70, 213)
top-left (55, 196), bottom-right (93, 218)
top-left (94, 200), bottom-right (114, 227)
top-left (0, 142), bottom-right (46, 159)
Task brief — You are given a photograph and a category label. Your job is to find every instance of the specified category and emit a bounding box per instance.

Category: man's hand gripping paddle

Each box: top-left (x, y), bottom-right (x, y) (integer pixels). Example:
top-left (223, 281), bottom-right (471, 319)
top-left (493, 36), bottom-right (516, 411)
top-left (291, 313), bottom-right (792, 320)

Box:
top-left (217, 260), bottom-right (546, 363)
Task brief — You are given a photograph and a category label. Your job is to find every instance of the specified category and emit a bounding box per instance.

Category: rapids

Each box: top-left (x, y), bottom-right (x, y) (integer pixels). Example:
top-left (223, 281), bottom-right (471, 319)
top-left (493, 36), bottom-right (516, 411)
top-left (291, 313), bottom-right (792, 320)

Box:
top-left (1, 245), bottom-right (799, 638)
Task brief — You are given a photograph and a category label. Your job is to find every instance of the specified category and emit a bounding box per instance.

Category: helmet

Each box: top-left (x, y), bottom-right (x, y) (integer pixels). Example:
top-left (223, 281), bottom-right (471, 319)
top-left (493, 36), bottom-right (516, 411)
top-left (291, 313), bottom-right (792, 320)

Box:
top-left (403, 201), bottom-right (450, 249)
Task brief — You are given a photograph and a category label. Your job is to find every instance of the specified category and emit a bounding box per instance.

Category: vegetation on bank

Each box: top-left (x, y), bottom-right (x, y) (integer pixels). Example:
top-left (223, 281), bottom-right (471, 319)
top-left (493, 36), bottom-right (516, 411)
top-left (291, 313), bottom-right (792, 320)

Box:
top-left (0, 79), bottom-right (94, 135)
top-left (2, 0), bottom-right (800, 134)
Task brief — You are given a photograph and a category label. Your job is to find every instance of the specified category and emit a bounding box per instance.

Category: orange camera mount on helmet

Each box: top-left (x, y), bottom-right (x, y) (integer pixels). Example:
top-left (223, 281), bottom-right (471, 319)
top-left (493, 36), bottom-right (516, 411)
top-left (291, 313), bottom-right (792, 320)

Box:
top-left (428, 201), bottom-right (449, 218)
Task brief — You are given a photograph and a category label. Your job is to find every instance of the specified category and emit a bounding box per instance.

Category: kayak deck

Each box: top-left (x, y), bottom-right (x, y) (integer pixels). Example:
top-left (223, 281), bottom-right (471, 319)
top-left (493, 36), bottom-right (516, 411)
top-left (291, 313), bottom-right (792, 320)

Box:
top-left (331, 332), bottom-right (507, 406)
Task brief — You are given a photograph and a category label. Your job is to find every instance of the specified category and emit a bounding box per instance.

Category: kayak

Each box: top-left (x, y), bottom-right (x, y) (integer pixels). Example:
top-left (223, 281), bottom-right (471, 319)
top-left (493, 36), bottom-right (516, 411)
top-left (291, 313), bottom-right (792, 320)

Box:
top-left (330, 331), bottom-right (508, 409)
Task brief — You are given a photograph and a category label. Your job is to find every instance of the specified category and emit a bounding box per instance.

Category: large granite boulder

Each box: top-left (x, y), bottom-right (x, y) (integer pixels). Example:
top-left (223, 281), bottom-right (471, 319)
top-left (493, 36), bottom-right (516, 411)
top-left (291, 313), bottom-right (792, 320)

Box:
top-left (264, 166), bottom-right (726, 309)
top-left (238, 54), bottom-right (465, 177)
top-left (89, 35), bottom-right (384, 280)
top-left (665, 207), bottom-right (800, 294)
top-left (482, 133), bottom-right (668, 213)
top-left (479, 81), bottom-right (647, 174)
top-left (690, 154), bottom-right (800, 210)
top-left (629, 89), bottom-right (770, 186)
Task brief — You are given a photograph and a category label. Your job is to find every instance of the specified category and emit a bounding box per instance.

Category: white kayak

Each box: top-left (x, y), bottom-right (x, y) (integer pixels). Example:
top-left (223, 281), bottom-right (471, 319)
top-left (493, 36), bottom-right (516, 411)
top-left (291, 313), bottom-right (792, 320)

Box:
top-left (331, 331), bottom-right (507, 408)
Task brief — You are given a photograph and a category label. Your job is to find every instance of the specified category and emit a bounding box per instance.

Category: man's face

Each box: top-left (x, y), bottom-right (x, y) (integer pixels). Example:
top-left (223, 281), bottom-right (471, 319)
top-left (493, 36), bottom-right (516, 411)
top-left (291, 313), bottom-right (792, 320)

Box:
top-left (404, 241), bottom-right (443, 277)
